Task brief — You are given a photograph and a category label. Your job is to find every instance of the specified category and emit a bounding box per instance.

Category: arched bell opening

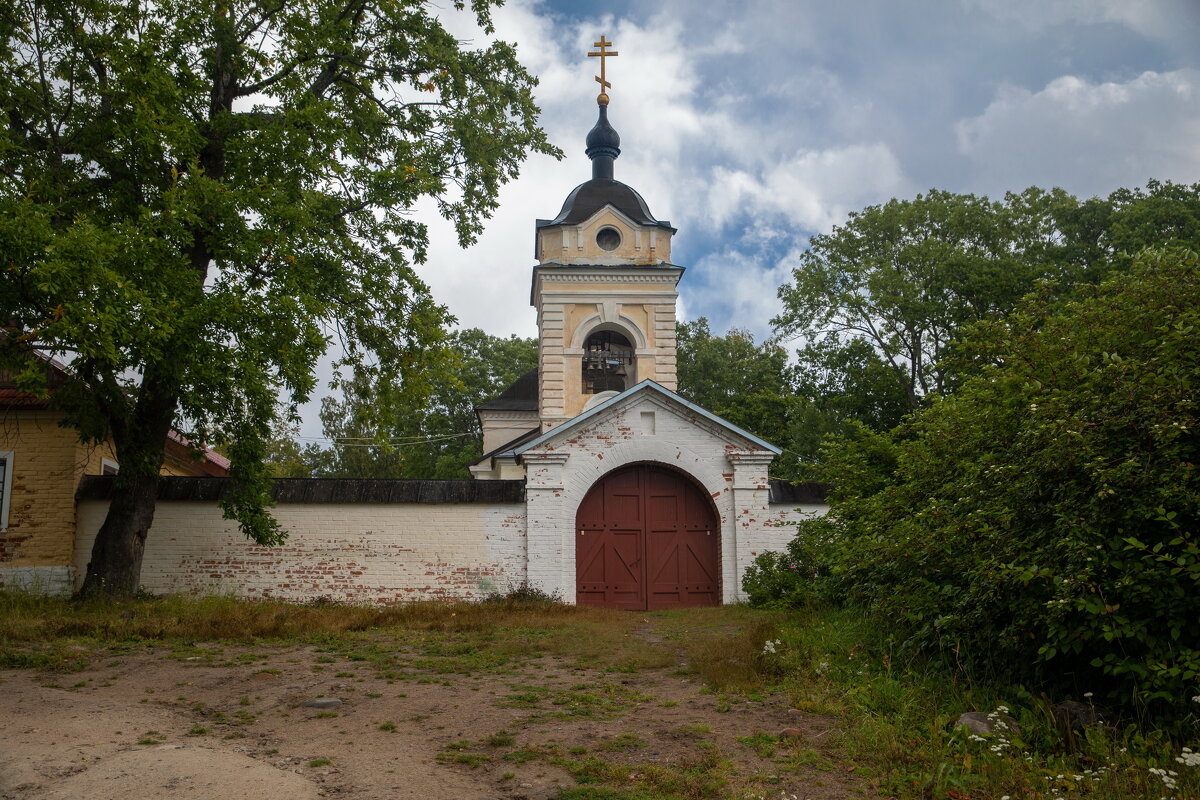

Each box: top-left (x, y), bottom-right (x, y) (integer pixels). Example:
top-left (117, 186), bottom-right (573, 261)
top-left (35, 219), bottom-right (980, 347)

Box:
top-left (574, 462), bottom-right (720, 610)
top-left (582, 327), bottom-right (635, 395)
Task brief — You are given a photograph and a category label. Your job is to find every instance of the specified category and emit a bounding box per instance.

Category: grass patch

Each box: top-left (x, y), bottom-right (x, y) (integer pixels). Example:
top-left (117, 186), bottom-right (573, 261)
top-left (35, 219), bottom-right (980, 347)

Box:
top-left (542, 682), bottom-right (652, 719)
top-left (435, 743), bottom-right (491, 769)
top-left (485, 730), bottom-right (515, 747)
top-left (0, 590), bottom-right (672, 675)
top-left (598, 732), bottom-right (646, 752)
top-left (560, 743), bottom-right (732, 799)
top-left (502, 748), bottom-right (544, 763)
top-left (736, 732), bottom-right (778, 759)
top-left (684, 617), bottom-right (783, 693)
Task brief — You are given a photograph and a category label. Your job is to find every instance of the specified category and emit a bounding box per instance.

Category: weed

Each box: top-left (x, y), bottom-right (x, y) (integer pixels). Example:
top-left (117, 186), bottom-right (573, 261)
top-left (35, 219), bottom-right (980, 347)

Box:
top-left (486, 730), bottom-right (514, 747)
top-left (481, 581), bottom-right (562, 606)
top-left (599, 733), bottom-right (646, 752)
top-left (378, 722), bottom-right (396, 732)
top-left (307, 758), bottom-right (330, 768)
top-left (497, 689), bottom-right (547, 709)
top-left (685, 618), bottom-right (782, 692)
top-left (436, 750), bottom-right (490, 768)
top-left (669, 723), bottom-right (711, 739)
top-left (737, 732), bottom-right (778, 759)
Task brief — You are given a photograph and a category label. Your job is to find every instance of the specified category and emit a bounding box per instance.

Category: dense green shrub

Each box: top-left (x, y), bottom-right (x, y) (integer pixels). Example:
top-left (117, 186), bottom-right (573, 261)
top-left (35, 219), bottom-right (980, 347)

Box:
top-left (748, 249), bottom-right (1200, 718)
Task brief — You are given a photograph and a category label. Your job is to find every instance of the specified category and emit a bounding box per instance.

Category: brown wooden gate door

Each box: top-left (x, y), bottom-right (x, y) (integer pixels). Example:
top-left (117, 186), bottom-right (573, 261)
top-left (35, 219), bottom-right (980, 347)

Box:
top-left (575, 464), bottom-right (719, 610)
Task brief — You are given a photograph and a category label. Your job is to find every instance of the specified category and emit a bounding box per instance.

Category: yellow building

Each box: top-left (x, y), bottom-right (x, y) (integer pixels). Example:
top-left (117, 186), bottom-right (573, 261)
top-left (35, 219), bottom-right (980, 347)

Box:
top-left (0, 362), bottom-right (229, 593)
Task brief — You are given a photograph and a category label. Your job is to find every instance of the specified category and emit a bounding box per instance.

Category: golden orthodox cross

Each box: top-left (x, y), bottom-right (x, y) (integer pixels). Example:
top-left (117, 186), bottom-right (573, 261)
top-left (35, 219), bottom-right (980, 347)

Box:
top-left (588, 35), bottom-right (618, 104)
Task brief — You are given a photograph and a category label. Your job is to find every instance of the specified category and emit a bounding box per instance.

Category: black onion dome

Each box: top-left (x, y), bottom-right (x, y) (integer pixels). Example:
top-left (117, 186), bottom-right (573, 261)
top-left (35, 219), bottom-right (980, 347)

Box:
top-left (532, 101), bottom-right (675, 250)
top-left (585, 105), bottom-right (621, 162)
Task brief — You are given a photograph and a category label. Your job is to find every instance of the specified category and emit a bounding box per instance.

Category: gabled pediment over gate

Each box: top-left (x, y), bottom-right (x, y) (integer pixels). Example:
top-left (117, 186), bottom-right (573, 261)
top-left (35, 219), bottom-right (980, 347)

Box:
top-left (506, 379), bottom-right (780, 465)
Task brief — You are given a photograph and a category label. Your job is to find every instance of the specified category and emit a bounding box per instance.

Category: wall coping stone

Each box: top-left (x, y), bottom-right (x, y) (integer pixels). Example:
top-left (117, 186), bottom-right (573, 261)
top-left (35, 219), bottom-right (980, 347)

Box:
top-left (767, 480), bottom-right (829, 504)
top-left (76, 475), bottom-right (526, 504)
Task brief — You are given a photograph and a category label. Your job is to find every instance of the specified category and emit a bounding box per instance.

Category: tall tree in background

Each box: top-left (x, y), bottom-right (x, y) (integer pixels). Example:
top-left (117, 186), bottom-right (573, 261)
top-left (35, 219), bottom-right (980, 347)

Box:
top-left (675, 319), bottom-right (789, 411)
top-left (675, 319), bottom-right (813, 480)
top-left (0, 0), bottom-right (558, 595)
top-left (304, 329), bottom-right (536, 479)
top-left (675, 320), bottom-right (911, 480)
top-left (773, 182), bottom-right (1200, 411)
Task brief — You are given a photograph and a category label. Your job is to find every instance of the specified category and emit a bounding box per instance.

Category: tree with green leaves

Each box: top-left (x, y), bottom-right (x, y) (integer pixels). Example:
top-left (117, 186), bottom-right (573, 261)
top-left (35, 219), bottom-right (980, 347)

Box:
top-left (675, 319), bottom-right (909, 480)
top-left (750, 248), bottom-right (1200, 718)
top-left (674, 319), bottom-right (808, 480)
top-left (773, 182), bottom-right (1200, 410)
top-left (309, 328), bottom-right (536, 479)
top-left (0, 0), bottom-right (558, 596)
top-left (675, 318), bottom-right (789, 411)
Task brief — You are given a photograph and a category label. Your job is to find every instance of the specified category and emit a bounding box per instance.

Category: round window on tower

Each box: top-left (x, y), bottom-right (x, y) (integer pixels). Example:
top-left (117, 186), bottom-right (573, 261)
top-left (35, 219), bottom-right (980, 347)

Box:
top-left (596, 227), bottom-right (621, 251)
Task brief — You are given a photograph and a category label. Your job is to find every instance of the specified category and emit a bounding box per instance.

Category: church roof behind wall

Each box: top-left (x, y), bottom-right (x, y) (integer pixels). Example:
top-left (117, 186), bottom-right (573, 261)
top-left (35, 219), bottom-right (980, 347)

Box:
top-left (476, 368), bottom-right (539, 411)
top-left (469, 426), bottom-right (541, 469)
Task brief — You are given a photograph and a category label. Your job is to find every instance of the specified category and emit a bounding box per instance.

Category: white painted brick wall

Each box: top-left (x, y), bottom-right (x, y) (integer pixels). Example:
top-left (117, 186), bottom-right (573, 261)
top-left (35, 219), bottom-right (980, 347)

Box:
top-left (74, 501), bottom-right (527, 604)
top-left (67, 405), bottom-right (825, 606)
top-left (0, 565), bottom-right (75, 595)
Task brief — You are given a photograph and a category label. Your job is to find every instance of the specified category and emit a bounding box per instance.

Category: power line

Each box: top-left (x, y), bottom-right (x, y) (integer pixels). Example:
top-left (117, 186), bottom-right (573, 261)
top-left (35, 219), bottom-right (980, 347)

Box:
top-left (297, 431), bottom-right (476, 447)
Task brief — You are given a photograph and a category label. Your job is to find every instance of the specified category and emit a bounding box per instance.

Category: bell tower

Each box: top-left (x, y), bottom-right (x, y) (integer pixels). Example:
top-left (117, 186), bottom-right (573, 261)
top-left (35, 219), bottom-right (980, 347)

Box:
top-left (531, 36), bottom-right (683, 432)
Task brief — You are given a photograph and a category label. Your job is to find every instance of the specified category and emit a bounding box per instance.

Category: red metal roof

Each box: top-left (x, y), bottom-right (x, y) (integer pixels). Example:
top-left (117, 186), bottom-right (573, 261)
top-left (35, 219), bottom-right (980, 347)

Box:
top-left (0, 387), bottom-right (50, 408)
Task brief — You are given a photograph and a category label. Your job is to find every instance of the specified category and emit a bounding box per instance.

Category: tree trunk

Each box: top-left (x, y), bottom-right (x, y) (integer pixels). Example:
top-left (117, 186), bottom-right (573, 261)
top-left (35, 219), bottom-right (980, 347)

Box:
top-left (78, 471), bottom-right (162, 598)
top-left (78, 383), bottom-right (178, 599)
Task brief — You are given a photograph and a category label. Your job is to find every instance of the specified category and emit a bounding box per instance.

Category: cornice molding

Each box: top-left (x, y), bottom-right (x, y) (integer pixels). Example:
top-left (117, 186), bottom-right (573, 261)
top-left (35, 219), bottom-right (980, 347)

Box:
top-left (539, 273), bottom-right (680, 284)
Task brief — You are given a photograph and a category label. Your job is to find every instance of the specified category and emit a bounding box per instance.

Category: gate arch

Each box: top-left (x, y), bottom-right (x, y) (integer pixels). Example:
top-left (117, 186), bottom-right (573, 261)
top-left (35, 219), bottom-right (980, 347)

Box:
top-left (574, 463), bottom-right (720, 610)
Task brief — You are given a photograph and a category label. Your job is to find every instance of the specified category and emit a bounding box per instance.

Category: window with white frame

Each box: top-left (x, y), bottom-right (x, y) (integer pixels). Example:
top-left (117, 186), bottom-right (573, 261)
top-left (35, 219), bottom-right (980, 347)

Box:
top-left (0, 452), bottom-right (12, 531)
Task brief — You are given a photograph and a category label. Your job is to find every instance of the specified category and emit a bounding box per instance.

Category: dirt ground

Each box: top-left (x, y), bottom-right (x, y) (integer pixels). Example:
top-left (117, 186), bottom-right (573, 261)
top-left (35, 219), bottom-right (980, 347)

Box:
top-left (0, 623), bottom-right (875, 800)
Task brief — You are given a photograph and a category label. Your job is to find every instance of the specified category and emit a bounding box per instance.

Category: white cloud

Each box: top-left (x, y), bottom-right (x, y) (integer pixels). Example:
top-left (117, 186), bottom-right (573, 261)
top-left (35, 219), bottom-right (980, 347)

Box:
top-left (962, 0), bottom-right (1196, 43)
top-left (682, 248), bottom-right (797, 341)
top-left (956, 69), bottom-right (1200, 197)
top-left (703, 144), bottom-right (909, 233)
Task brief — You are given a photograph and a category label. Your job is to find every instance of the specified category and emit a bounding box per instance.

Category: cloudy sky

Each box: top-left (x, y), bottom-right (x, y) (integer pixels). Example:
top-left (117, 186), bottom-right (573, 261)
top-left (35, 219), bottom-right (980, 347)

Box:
top-left (300, 0), bottom-right (1200, 435)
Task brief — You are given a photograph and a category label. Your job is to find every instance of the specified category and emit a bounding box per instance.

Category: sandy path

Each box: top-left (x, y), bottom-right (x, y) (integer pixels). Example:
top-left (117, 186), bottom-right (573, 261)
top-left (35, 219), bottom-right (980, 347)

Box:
top-left (0, 635), bottom-right (871, 800)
